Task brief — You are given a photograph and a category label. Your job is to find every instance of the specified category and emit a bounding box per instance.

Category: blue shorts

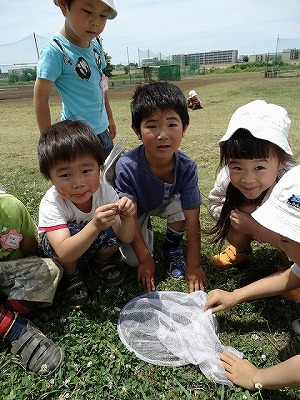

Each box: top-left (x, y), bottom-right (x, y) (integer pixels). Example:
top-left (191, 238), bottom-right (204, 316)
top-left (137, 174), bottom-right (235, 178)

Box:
top-left (41, 223), bottom-right (121, 261)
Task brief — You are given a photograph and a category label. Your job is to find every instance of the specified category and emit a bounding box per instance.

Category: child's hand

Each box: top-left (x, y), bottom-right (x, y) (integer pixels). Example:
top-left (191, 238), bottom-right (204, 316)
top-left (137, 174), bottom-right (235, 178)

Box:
top-left (230, 209), bottom-right (259, 236)
top-left (93, 204), bottom-right (121, 230)
top-left (116, 197), bottom-right (135, 219)
top-left (137, 260), bottom-right (156, 293)
top-left (204, 289), bottom-right (237, 313)
top-left (185, 265), bottom-right (206, 293)
top-left (220, 352), bottom-right (258, 390)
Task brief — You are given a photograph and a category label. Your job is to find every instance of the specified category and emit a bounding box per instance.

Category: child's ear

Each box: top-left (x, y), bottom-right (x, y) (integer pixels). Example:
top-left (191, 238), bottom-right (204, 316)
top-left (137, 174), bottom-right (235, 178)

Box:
top-left (56, 0), bottom-right (68, 15)
top-left (183, 123), bottom-right (189, 136)
top-left (132, 126), bottom-right (142, 140)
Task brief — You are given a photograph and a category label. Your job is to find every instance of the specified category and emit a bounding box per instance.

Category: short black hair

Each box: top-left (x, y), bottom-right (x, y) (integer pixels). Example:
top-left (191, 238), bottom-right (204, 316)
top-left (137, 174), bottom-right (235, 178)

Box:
top-left (38, 120), bottom-right (105, 180)
top-left (131, 81), bottom-right (189, 134)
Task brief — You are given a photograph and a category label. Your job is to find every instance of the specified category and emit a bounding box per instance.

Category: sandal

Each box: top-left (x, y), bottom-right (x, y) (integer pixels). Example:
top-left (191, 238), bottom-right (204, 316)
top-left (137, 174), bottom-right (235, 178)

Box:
top-left (59, 271), bottom-right (89, 310)
top-left (11, 320), bottom-right (64, 375)
top-left (211, 245), bottom-right (252, 269)
top-left (92, 259), bottom-right (124, 286)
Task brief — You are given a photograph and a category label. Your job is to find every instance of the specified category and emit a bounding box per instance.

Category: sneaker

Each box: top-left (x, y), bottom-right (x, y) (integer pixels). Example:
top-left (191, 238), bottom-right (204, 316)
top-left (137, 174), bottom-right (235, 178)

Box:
top-left (211, 245), bottom-right (251, 269)
top-left (59, 271), bottom-right (89, 310)
top-left (162, 248), bottom-right (186, 279)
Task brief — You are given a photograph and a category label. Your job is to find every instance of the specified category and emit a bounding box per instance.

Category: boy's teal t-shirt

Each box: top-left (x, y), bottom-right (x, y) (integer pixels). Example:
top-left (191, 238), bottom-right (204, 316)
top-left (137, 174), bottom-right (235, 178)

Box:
top-left (37, 33), bottom-right (108, 135)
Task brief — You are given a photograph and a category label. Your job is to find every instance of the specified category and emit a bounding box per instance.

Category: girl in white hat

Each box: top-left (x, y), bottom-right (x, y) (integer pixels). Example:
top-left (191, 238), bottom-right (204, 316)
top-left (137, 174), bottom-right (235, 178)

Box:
top-left (207, 100), bottom-right (298, 299)
top-left (204, 164), bottom-right (300, 391)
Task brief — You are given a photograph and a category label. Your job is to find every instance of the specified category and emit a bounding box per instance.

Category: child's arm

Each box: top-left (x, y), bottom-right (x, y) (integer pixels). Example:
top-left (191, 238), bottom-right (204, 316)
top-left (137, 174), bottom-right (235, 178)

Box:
top-left (220, 351), bottom-right (300, 390)
top-left (184, 208), bottom-right (206, 292)
top-left (230, 209), bottom-right (283, 248)
top-left (34, 77), bottom-right (54, 133)
top-left (46, 203), bottom-right (124, 262)
top-left (111, 197), bottom-right (136, 243)
top-left (204, 267), bottom-right (300, 313)
top-left (208, 167), bottom-right (230, 220)
top-left (129, 210), bottom-right (156, 293)
top-left (104, 92), bottom-right (116, 139)
top-left (20, 236), bottom-right (38, 256)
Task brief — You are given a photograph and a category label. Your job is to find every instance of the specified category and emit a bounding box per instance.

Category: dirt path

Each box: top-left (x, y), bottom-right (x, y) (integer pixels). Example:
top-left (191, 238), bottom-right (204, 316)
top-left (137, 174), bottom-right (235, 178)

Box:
top-left (0, 74), bottom-right (257, 104)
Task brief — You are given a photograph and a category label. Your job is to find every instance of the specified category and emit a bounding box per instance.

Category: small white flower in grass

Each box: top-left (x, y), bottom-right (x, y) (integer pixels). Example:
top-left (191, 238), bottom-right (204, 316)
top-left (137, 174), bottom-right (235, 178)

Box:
top-left (251, 334), bottom-right (259, 340)
top-left (242, 395), bottom-right (248, 400)
top-left (65, 393), bottom-right (70, 399)
top-left (110, 354), bottom-right (115, 360)
top-left (49, 379), bottom-right (55, 385)
top-left (39, 363), bottom-right (48, 374)
top-left (125, 363), bottom-right (131, 369)
top-left (261, 354), bottom-right (267, 361)
top-left (87, 361), bottom-right (93, 368)
top-left (64, 378), bottom-right (70, 386)
top-left (121, 387), bottom-right (127, 394)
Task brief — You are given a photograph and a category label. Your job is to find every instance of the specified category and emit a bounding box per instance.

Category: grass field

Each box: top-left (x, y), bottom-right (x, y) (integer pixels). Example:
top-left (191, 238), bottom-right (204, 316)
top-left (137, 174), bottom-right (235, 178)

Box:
top-left (1, 72), bottom-right (300, 400)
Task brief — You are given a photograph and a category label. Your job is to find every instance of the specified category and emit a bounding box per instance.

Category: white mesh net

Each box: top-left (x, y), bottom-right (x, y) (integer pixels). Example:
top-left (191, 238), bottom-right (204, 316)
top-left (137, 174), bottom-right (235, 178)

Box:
top-left (117, 291), bottom-right (243, 385)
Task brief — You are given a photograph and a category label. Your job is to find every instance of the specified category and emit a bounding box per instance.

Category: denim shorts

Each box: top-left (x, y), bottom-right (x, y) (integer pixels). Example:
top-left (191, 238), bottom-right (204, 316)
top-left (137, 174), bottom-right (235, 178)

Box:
top-left (41, 223), bottom-right (121, 261)
top-left (97, 129), bottom-right (113, 157)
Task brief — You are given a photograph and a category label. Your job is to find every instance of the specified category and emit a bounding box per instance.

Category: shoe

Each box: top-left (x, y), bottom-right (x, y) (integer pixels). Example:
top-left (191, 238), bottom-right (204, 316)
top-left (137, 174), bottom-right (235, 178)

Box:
top-left (92, 259), bottom-right (124, 286)
top-left (11, 320), bottom-right (64, 375)
top-left (281, 287), bottom-right (300, 302)
top-left (211, 245), bottom-right (251, 269)
top-left (162, 248), bottom-right (186, 279)
top-left (59, 271), bottom-right (89, 310)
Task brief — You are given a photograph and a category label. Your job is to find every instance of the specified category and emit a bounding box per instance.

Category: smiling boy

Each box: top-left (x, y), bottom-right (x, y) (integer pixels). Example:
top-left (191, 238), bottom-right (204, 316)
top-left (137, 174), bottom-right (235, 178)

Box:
top-left (38, 120), bottom-right (135, 309)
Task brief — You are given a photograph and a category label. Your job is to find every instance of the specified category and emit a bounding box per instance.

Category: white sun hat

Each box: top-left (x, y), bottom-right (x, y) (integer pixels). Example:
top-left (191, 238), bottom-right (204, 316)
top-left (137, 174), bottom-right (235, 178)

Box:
top-left (252, 165), bottom-right (300, 243)
top-left (188, 90), bottom-right (197, 98)
top-left (219, 99), bottom-right (293, 156)
top-left (53, 0), bottom-right (118, 19)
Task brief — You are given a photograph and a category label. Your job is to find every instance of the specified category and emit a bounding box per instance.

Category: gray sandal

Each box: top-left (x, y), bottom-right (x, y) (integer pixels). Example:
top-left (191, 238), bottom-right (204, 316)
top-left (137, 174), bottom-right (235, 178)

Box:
top-left (11, 320), bottom-right (64, 375)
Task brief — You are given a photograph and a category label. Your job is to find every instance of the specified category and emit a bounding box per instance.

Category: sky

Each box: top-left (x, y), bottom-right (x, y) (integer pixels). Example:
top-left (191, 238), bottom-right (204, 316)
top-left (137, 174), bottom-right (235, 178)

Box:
top-left (1, 0), bottom-right (300, 68)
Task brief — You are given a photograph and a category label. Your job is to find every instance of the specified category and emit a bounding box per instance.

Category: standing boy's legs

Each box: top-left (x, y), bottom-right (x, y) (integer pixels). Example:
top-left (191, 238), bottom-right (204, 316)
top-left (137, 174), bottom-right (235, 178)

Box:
top-left (97, 129), bottom-right (114, 158)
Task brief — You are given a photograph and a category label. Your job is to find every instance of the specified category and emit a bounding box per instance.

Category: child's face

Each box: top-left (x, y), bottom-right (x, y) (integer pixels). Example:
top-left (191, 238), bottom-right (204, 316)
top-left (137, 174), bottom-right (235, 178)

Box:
top-left (62, 0), bottom-right (109, 46)
top-left (228, 155), bottom-right (285, 200)
top-left (135, 110), bottom-right (187, 163)
top-left (49, 155), bottom-right (100, 209)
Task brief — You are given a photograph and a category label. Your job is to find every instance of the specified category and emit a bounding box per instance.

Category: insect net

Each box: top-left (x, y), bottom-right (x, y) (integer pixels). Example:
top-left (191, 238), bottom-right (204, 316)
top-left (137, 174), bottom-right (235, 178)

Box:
top-left (117, 290), bottom-right (243, 385)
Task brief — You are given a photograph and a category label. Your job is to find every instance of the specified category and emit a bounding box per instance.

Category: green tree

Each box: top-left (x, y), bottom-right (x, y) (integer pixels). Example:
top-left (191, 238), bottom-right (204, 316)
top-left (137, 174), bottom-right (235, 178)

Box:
top-left (8, 72), bottom-right (19, 84)
top-left (103, 52), bottom-right (114, 77)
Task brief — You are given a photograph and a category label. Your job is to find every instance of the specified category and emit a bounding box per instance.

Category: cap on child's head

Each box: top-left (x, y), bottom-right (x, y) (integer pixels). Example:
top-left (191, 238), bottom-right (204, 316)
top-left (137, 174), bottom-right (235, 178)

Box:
top-left (252, 165), bottom-right (300, 243)
top-left (219, 99), bottom-right (292, 156)
top-left (53, 0), bottom-right (118, 19)
top-left (189, 90), bottom-right (197, 98)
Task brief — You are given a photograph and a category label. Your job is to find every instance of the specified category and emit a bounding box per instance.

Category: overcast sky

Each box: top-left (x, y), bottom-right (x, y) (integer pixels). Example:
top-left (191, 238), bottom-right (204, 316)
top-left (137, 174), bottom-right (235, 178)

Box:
top-left (1, 0), bottom-right (300, 66)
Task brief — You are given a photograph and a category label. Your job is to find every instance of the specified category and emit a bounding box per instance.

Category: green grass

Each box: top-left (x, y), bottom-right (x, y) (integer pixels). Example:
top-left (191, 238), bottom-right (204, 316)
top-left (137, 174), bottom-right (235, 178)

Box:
top-left (1, 72), bottom-right (300, 399)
